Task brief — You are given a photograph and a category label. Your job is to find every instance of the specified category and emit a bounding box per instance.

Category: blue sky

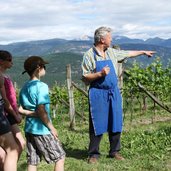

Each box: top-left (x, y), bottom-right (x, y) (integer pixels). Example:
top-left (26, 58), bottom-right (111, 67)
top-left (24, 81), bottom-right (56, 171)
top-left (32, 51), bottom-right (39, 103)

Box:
top-left (0, 0), bottom-right (171, 44)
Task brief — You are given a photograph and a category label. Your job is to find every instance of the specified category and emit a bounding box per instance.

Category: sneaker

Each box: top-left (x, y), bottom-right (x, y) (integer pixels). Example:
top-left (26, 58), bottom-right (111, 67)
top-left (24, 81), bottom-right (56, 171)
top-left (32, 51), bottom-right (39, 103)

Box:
top-left (110, 152), bottom-right (125, 160)
top-left (88, 157), bottom-right (98, 164)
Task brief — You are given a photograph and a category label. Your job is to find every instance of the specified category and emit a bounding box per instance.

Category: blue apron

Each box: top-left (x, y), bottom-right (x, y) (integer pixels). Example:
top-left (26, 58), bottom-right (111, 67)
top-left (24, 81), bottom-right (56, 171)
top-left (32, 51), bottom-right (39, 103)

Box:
top-left (89, 51), bottom-right (123, 136)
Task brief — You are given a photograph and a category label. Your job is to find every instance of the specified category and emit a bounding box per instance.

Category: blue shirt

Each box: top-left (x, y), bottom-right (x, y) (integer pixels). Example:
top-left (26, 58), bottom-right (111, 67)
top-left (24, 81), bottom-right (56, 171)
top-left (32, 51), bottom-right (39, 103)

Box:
top-left (19, 80), bottom-right (51, 135)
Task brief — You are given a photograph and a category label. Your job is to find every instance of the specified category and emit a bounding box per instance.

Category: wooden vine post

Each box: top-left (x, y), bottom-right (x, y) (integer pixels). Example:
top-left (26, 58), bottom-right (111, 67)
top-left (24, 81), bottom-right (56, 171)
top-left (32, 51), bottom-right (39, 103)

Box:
top-left (117, 62), bottom-right (123, 91)
top-left (66, 64), bottom-right (75, 129)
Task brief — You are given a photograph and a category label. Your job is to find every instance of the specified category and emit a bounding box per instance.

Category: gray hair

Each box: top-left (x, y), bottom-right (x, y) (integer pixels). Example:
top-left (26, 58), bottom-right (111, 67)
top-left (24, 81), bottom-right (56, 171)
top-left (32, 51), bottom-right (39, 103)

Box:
top-left (94, 26), bottom-right (112, 45)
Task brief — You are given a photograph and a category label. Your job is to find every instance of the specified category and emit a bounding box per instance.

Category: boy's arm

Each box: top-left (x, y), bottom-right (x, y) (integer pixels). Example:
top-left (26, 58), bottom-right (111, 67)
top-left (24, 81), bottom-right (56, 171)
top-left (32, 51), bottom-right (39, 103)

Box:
top-left (36, 104), bottom-right (58, 138)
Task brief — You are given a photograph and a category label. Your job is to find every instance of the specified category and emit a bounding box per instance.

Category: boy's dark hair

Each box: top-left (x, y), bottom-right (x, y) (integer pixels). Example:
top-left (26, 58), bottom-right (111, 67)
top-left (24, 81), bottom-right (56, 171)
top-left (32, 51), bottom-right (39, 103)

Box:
top-left (0, 50), bottom-right (12, 60)
top-left (22, 56), bottom-right (48, 76)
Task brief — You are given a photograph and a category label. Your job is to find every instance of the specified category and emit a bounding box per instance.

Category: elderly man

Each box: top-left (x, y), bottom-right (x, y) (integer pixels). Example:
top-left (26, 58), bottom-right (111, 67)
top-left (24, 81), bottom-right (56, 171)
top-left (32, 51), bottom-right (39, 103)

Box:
top-left (81, 26), bottom-right (155, 163)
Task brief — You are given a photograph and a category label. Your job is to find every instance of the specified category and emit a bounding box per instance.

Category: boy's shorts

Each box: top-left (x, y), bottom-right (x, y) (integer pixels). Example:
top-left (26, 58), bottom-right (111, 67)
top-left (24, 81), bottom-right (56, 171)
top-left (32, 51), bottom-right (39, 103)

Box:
top-left (25, 132), bottom-right (66, 165)
top-left (0, 106), bottom-right (11, 135)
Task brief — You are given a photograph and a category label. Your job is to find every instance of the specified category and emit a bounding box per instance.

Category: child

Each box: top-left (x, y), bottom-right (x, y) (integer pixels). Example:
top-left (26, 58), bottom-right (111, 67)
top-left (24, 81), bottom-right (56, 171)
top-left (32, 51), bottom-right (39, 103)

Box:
top-left (0, 50), bottom-right (25, 170)
top-left (0, 54), bottom-right (19, 171)
top-left (19, 56), bottom-right (65, 171)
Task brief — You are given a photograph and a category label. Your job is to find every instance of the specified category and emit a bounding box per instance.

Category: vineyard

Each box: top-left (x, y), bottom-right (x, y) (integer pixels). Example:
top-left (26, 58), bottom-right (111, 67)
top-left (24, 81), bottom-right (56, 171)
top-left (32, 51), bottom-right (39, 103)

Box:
top-left (17, 58), bottom-right (171, 171)
top-left (50, 57), bottom-right (171, 126)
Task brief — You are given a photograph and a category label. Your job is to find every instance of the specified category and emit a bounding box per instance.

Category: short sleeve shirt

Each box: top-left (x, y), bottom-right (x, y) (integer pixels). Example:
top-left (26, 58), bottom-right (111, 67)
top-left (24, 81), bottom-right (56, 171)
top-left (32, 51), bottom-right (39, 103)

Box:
top-left (4, 76), bottom-right (18, 112)
top-left (19, 80), bottom-right (51, 135)
top-left (81, 47), bottom-right (129, 76)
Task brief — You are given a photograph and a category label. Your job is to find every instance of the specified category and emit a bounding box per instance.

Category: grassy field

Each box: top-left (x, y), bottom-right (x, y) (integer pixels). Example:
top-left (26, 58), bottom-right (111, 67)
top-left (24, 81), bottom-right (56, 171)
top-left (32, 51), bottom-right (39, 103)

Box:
top-left (17, 110), bottom-right (171, 171)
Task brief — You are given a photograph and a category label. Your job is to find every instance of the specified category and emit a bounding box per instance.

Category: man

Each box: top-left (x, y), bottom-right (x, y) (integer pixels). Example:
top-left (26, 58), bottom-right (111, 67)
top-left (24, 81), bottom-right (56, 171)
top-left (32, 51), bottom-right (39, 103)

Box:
top-left (81, 26), bottom-right (155, 164)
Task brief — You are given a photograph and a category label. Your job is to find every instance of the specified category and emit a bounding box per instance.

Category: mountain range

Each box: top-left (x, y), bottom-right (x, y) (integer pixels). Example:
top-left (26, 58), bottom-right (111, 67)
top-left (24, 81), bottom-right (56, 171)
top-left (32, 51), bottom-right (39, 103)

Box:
top-left (0, 36), bottom-right (171, 57)
top-left (2, 36), bottom-right (170, 87)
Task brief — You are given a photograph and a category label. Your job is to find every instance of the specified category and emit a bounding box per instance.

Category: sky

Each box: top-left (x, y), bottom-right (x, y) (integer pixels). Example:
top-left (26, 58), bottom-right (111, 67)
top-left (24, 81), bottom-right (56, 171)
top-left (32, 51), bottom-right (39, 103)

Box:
top-left (1, 0), bottom-right (171, 44)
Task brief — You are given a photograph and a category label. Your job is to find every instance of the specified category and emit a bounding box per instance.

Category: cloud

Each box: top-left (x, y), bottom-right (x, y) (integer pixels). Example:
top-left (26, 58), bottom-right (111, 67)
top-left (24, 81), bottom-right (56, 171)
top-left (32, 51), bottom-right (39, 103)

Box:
top-left (0, 0), bottom-right (171, 44)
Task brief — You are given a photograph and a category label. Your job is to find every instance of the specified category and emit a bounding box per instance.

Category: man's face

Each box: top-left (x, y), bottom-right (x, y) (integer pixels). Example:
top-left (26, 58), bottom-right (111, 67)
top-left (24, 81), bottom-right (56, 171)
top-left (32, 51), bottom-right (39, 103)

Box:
top-left (102, 32), bottom-right (112, 48)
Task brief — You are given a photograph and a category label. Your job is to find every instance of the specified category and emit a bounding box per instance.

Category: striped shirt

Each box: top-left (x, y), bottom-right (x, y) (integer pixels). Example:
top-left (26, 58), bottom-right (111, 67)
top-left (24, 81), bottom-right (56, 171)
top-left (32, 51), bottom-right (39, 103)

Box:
top-left (81, 46), bottom-right (129, 76)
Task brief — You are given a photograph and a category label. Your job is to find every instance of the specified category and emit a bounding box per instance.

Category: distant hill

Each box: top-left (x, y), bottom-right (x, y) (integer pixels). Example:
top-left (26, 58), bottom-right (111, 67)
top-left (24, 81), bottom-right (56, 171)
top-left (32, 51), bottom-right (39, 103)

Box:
top-left (2, 36), bottom-right (171, 88)
top-left (0, 36), bottom-right (171, 57)
top-left (7, 52), bottom-right (83, 88)
top-left (120, 43), bottom-right (171, 66)
top-left (7, 50), bottom-right (170, 89)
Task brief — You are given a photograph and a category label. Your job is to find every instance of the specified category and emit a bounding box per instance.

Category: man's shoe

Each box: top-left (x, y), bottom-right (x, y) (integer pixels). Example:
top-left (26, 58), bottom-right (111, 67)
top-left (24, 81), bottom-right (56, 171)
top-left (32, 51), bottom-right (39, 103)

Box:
top-left (110, 152), bottom-right (125, 160)
top-left (88, 157), bottom-right (98, 164)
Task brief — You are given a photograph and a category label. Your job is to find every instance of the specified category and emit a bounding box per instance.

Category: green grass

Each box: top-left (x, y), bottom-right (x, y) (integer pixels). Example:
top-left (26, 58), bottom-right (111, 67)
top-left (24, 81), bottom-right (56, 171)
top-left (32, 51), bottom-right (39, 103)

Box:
top-left (17, 111), bottom-right (171, 171)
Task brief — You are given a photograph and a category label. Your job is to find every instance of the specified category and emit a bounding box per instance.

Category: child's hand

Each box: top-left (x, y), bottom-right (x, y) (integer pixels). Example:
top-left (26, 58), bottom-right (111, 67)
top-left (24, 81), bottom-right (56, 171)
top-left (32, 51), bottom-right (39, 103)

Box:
top-left (50, 126), bottom-right (58, 139)
top-left (15, 114), bottom-right (22, 124)
top-left (18, 106), bottom-right (25, 114)
top-left (18, 105), bottom-right (36, 116)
